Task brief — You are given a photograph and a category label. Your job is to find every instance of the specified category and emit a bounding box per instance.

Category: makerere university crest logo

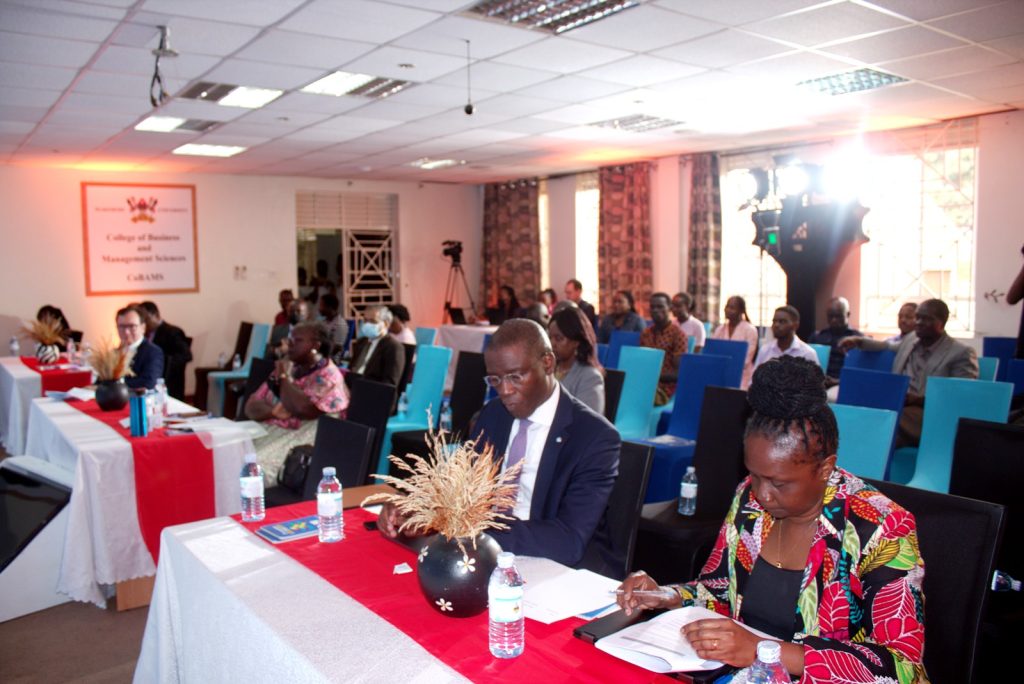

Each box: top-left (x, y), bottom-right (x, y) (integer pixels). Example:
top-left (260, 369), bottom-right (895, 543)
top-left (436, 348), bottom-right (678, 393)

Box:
top-left (126, 196), bottom-right (158, 223)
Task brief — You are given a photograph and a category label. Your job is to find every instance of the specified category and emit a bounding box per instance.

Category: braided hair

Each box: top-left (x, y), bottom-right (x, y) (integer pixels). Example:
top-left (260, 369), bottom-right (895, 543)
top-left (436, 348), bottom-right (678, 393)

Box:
top-left (744, 356), bottom-right (838, 461)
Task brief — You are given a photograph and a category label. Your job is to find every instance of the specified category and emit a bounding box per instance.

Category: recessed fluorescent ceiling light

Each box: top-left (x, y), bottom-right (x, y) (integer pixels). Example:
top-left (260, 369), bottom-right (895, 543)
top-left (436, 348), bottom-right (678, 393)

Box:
top-left (590, 114), bottom-right (685, 133)
top-left (172, 143), bottom-right (246, 157)
top-left (797, 68), bottom-right (908, 96)
top-left (303, 71), bottom-right (412, 99)
top-left (135, 116), bottom-right (187, 132)
top-left (217, 86), bottom-right (283, 108)
top-left (468, 0), bottom-right (639, 34)
top-left (410, 158), bottom-right (463, 170)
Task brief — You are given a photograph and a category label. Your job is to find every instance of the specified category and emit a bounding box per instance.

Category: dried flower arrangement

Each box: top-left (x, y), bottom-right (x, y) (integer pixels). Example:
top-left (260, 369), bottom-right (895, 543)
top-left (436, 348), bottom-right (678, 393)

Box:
top-left (363, 430), bottom-right (522, 556)
top-left (88, 338), bottom-right (135, 382)
top-left (21, 316), bottom-right (65, 346)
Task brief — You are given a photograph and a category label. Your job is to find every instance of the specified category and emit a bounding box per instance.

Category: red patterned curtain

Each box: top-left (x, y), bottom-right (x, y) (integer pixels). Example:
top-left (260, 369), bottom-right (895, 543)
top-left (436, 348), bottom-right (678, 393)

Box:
top-left (598, 162), bottom-right (653, 314)
top-left (481, 179), bottom-right (541, 309)
top-left (686, 153), bottom-right (723, 324)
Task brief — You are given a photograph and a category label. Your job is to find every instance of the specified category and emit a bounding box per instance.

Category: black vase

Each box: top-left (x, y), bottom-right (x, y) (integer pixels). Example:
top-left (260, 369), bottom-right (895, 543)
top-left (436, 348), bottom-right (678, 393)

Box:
top-left (417, 532), bottom-right (501, 617)
top-left (95, 379), bottom-right (129, 411)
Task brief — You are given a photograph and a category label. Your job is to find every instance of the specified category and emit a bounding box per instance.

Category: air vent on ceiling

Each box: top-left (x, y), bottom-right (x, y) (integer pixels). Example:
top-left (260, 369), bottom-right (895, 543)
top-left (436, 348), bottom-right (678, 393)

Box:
top-left (796, 68), bottom-right (908, 96)
top-left (589, 114), bottom-right (685, 133)
top-left (348, 77), bottom-right (412, 99)
top-left (467, 0), bottom-right (639, 34)
top-left (179, 81), bottom-right (236, 101)
top-left (177, 119), bottom-right (220, 132)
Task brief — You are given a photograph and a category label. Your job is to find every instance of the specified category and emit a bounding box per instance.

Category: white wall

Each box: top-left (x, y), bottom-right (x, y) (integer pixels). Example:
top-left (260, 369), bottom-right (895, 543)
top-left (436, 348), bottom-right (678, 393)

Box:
top-left (546, 175), bottom-right (578, 297)
top-left (0, 166), bottom-right (482, 393)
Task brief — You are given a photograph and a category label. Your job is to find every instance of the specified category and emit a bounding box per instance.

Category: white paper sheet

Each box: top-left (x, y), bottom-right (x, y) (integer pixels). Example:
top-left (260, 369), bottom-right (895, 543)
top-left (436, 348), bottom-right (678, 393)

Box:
top-left (515, 556), bottom-right (621, 624)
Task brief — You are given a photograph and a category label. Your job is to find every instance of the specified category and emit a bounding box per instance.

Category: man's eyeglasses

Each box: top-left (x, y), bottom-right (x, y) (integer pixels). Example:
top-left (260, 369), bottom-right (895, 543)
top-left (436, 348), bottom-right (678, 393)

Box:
top-left (117, 324), bottom-right (141, 331)
top-left (483, 372), bottom-right (527, 388)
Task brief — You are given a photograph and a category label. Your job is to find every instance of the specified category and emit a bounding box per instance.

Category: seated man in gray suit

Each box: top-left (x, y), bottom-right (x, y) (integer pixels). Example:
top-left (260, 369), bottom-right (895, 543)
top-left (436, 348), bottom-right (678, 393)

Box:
top-left (840, 297), bottom-right (978, 446)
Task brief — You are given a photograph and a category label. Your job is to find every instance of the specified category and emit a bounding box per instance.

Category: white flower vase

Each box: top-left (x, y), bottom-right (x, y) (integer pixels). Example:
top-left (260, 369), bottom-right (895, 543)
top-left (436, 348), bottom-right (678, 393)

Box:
top-left (35, 343), bottom-right (59, 364)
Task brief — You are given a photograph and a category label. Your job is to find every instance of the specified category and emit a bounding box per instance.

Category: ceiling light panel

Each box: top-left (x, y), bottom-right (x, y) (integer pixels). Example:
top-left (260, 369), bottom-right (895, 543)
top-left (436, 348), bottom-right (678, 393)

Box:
top-left (135, 115), bottom-right (187, 132)
top-left (589, 114), bottom-right (685, 132)
top-left (172, 143), bottom-right (247, 157)
top-left (467, 0), bottom-right (641, 34)
top-left (410, 158), bottom-right (463, 169)
top-left (302, 71), bottom-right (376, 96)
top-left (797, 68), bottom-right (908, 95)
top-left (217, 86), bottom-right (284, 108)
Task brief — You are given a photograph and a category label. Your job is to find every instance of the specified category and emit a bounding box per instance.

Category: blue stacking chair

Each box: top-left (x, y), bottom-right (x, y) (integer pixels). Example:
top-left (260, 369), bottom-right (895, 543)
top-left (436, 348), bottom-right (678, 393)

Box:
top-left (374, 345), bottom-right (452, 475)
top-left (614, 346), bottom-right (663, 440)
top-left (686, 336), bottom-right (696, 354)
top-left (207, 322), bottom-right (270, 416)
top-left (837, 367), bottom-right (909, 416)
top-left (605, 330), bottom-right (642, 370)
top-left (637, 354), bottom-right (730, 502)
top-left (983, 336), bottom-right (1016, 383)
top-left (978, 356), bottom-right (999, 381)
top-left (888, 377), bottom-right (1013, 493)
top-left (832, 404), bottom-right (898, 480)
top-left (809, 343), bottom-right (830, 371)
top-left (843, 347), bottom-right (896, 372)
top-left (1007, 358), bottom-right (1024, 396)
top-left (414, 326), bottom-right (437, 348)
top-left (596, 343), bottom-right (609, 367)
top-left (701, 338), bottom-right (748, 388)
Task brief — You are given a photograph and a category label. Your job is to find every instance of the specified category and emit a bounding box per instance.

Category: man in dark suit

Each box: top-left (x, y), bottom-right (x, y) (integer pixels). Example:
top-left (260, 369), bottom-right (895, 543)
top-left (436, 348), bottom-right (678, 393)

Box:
top-left (347, 305), bottom-right (405, 388)
top-left (564, 278), bottom-right (598, 332)
top-left (266, 299), bottom-right (312, 359)
top-left (380, 319), bottom-right (620, 569)
top-left (116, 305), bottom-right (163, 390)
top-left (138, 301), bottom-right (192, 399)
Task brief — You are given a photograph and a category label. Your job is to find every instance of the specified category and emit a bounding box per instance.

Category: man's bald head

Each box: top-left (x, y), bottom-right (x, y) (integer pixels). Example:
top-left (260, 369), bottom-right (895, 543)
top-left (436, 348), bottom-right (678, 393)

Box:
top-left (487, 318), bottom-right (552, 358)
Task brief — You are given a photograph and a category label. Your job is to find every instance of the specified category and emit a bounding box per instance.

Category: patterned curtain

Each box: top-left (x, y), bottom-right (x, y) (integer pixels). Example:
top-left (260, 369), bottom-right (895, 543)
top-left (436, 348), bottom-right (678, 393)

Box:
top-left (686, 153), bottom-right (723, 324)
top-left (481, 179), bottom-right (541, 309)
top-left (598, 162), bottom-right (653, 314)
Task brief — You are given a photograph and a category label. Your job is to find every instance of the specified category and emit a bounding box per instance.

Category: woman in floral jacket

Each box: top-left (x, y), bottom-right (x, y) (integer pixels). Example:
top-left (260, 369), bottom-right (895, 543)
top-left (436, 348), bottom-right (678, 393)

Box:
top-left (619, 356), bottom-right (928, 683)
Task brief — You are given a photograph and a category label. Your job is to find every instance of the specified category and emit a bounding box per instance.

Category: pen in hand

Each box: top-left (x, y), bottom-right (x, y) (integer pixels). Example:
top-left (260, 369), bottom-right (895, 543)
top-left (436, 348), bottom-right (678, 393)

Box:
top-left (609, 588), bottom-right (677, 598)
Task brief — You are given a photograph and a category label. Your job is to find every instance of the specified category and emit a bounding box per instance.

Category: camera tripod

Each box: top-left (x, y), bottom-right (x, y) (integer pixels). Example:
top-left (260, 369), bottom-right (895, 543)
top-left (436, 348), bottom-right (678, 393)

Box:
top-left (443, 260), bottom-right (477, 323)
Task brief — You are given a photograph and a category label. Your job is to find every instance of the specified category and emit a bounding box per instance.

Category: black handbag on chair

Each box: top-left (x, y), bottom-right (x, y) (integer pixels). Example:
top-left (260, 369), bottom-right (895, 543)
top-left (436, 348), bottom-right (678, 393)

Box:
top-left (277, 445), bottom-right (314, 494)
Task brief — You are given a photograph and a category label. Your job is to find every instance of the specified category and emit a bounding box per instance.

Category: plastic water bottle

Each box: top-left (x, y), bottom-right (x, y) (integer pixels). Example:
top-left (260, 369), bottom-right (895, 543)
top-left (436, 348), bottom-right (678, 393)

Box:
top-left (678, 466), bottom-right (698, 516)
top-left (217, 351), bottom-right (228, 368)
top-left (747, 641), bottom-right (789, 684)
top-left (489, 551), bottom-right (525, 658)
top-left (9, 336), bottom-right (20, 357)
top-left (231, 353), bottom-right (242, 371)
top-left (240, 453), bottom-right (265, 522)
top-left (66, 338), bottom-right (77, 364)
top-left (440, 398), bottom-right (453, 433)
top-left (397, 391), bottom-right (409, 415)
top-left (152, 378), bottom-right (168, 427)
top-left (317, 467), bottom-right (344, 542)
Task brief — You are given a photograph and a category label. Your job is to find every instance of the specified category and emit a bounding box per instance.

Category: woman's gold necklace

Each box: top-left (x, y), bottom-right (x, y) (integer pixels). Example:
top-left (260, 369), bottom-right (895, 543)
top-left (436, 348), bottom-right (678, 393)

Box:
top-left (775, 516), bottom-right (816, 569)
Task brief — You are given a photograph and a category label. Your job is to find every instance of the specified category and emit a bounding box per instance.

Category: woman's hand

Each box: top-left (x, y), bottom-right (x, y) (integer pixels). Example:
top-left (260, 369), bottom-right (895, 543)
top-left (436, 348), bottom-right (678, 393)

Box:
top-left (377, 502), bottom-right (407, 538)
top-left (275, 358), bottom-right (293, 380)
top-left (682, 618), bottom-right (761, 667)
top-left (616, 571), bottom-right (678, 616)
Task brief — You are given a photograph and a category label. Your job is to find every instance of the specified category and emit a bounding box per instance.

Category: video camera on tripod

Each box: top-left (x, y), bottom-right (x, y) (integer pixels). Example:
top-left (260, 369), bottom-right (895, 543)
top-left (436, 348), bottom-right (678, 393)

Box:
top-left (441, 240), bottom-right (474, 323)
top-left (442, 240), bottom-right (463, 263)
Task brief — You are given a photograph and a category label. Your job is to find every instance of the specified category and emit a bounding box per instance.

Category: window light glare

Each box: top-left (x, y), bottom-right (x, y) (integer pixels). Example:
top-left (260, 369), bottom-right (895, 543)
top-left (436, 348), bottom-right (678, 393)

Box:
top-left (217, 86), bottom-right (283, 109)
top-left (172, 143), bottom-right (247, 157)
top-left (134, 116), bottom-right (187, 132)
top-left (302, 71), bottom-right (376, 96)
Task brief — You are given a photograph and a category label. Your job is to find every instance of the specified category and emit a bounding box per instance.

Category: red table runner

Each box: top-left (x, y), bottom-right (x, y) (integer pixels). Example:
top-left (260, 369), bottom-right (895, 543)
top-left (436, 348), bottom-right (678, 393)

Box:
top-left (238, 503), bottom-right (675, 684)
top-left (20, 356), bottom-right (93, 394)
top-left (68, 399), bottom-right (216, 563)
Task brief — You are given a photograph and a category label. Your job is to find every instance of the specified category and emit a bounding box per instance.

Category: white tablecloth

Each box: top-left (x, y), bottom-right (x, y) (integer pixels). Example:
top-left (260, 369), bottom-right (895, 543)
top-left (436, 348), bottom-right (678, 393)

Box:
top-left (436, 325), bottom-right (497, 389)
top-left (0, 356), bottom-right (42, 455)
top-left (24, 398), bottom-right (254, 606)
top-left (135, 517), bottom-right (466, 683)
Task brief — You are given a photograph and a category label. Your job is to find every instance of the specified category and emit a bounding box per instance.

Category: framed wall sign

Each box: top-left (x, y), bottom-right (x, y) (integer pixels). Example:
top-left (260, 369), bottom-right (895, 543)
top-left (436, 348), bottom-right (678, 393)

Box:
top-left (81, 182), bottom-right (199, 295)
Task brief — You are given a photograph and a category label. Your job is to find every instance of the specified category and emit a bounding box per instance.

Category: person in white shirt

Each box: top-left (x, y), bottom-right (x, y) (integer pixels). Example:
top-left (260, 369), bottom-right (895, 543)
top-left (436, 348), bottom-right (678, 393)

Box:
top-left (754, 305), bottom-right (819, 369)
top-left (388, 303), bottom-right (417, 345)
top-left (672, 292), bottom-right (706, 353)
top-left (317, 293), bottom-right (348, 354)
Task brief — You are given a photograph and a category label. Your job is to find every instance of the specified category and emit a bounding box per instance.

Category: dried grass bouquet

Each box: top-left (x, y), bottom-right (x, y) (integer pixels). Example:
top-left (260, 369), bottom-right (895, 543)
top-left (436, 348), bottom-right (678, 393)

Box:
top-left (21, 316), bottom-right (65, 346)
top-left (88, 338), bottom-right (135, 382)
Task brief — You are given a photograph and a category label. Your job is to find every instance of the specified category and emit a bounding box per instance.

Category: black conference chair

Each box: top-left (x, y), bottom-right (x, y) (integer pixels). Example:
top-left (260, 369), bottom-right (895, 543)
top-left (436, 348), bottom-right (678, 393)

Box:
top-left (230, 357), bottom-right (275, 421)
top-left (193, 321), bottom-right (253, 409)
top-left (950, 418), bottom-right (1024, 681)
top-left (265, 417), bottom-right (376, 507)
top-left (579, 440), bottom-right (654, 580)
top-left (603, 368), bottom-right (626, 423)
top-left (633, 386), bottom-right (751, 583)
top-left (345, 376), bottom-right (397, 485)
top-left (868, 477), bottom-right (1006, 684)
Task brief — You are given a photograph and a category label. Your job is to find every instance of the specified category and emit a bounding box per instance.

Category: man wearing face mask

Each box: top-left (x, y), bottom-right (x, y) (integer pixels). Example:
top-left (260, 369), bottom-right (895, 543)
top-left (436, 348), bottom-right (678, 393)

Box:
top-left (267, 299), bottom-right (312, 359)
top-left (346, 305), bottom-right (405, 388)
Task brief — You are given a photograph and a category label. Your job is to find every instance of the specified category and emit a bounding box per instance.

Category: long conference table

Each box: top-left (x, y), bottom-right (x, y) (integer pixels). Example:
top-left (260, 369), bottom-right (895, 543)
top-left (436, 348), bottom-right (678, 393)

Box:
top-left (0, 356), bottom-right (92, 455)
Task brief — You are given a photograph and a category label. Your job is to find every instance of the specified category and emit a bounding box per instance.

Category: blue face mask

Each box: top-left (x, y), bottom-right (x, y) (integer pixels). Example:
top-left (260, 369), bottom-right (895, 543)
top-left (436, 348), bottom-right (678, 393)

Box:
top-left (359, 321), bottom-right (382, 339)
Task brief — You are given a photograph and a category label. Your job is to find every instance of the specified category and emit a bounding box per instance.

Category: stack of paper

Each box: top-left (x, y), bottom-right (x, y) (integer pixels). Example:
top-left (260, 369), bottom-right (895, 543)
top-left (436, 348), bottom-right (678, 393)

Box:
top-left (515, 556), bottom-right (621, 624)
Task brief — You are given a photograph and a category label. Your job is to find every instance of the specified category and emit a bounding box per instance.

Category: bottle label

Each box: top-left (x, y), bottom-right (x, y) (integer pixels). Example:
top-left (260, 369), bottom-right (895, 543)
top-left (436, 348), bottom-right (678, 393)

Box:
top-left (681, 483), bottom-right (697, 497)
top-left (240, 475), bottom-right (263, 498)
top-left (489, 585), bottom-right (524, 622)
top-left (318, 492), bottom-right (342, 517)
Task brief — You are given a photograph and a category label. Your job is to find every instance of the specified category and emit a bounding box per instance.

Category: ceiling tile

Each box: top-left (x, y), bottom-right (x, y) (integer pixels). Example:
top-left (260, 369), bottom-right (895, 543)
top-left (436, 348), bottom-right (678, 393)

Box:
top-left (1, 87), bottom-right (63, 108)
top-left (748, 2), bottom-right (909, 47)
top-left (466, 93), bottom-right (562, 118)
top-left (0, 62), bottom-right (77, 90)
top-left (392, 15), bottom-right (545, 59)
top-left (727, 50), bottom-right (858, 83)
top-left (259, 91), bottom-right (367, 116)
top-left (493, 37), bottom-right (634, 75)
top-left (652, 29), bottom-right (792, 69)
top-left (513, 75), bottom-right (629, 102)
top-left (866, 0), bottom-right (1005, 22)
top-left (489, 117), bottom-right (572, 135)
top-left (340, 46), bottom-right (466, 82)
top-left (432, 61), bottom-right (557, 91)
top-left (279, 0), bottom-right (441, 44)
top-left (74, 70), bottom-right (187, 97)
top-left (203, 59), bottom-right (323, 90)
top-left (350, 98), bottom-right (449, 122)
top-left (238, 108), bottom-right (333, 127)
top-left (821, 25), bottom-right (965, 63)
top-left (158, 98), bottom-right (250, 122)
top-left (128, 15), bottom-right (263, 57)
top-left (883, 46), bottom-right (1017, 81)
top-left (652, 0), bottom-right (826, 27)
top-left (569, 5), bottom-right (723, 51)
top-left (0, 104), bottom-right (50, 122)
top-left (60, 91), bottom-right (152, 115)
top-left (234, 30), bottom-right (375, 69)
top-left (984, 33), bottom-right (1024, 60)
top-left (932, 62), bottom-right (1024, 97)
top-left (928, 2), bottom-right (1024, 42)
top-left (0, 31), bottom-right (98, 68)
top-left (0, 4), bottom-right (118, 41)
top-left (534, 103), bottom-right (612, 125)
top-left (91, 45), bottom-right (220, 78)
top-left (578, 54), bottom-right (705, 86)
top-left (9, 0), bottom-right (129, 20)
top-left (0, 121), bottom-right (35, 135)
top-left (138, 0), bottom-right (306, 26)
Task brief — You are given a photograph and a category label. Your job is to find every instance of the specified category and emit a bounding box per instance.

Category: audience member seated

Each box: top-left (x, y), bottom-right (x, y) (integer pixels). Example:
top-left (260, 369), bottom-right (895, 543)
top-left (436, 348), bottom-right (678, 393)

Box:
top-left (347, 305), bottom-right (405, 388)
top-left (388, 303), bottom-right (416, 345)
top-left (596, 289), bottom-right (646, 344)
top-left (245, 321), bottom-right (348, 485)
top-left (754, 305), bottom-right (818, 370)
top-left (640, 292), bottom-right (688, 406)
top-left (539, 287), bottom-right (558, 314)
top-left (267, 299), bottom-right (312, 360)
top-left (840, 297), bottom-right (978, 447)
top-left (36, 304), bottom-right (77, 351)
top-left (306, 258), bottom-right (335, 305)
top-left (711, 295), bottom-right (759, 389)
top-left (618, 357), bottom-right (928, 681)
top-left (317, 293), bottom-right (347, 357)
top-left (379, 319), bottom-right (620, 568)
top-left (485, 285), bottom-right (520, 325)
top-left (809, 296), bottom-right (863, 382)
top-left (137, 301), bottom-right (192, 400)
top-left (523, 301), bottom-right (550, 328)
top-left (549, 305), bottom-right (605, 414)
top-left (274, 289), bottom-right (294, 327)
top-left (564, 278), bottom-right (598, 331)
top-left (885, 301), bottom-right (917, 343)
top-left (117, 305), bottom-right (163, 390)
top-left (672, 291), bottom-right (705, 353)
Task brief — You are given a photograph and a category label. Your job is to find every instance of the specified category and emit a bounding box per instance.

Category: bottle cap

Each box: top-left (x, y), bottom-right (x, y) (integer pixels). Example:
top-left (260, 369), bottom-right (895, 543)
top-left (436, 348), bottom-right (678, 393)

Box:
top-left (686, 466), bottom-right (695, 473)
top-left (756, 640), bottom-right (782, 663)
top-left (497, 551), bottom-right (515, 568)
top-left (244, 453), bottom-right (258, 464)
top-left (323, 466), bottom-right (336, 477)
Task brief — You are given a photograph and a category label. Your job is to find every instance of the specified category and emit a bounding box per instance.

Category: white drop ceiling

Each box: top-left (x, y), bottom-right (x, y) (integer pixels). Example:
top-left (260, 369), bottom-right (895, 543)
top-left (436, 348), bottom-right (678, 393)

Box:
top-left (0, 0), bottom-right (1021, 183)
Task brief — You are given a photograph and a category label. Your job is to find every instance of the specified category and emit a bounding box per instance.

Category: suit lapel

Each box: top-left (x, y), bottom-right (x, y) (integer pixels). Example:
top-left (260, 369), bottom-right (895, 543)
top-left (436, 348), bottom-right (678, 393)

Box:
top-left (529, 392), bottom-right (573, 520)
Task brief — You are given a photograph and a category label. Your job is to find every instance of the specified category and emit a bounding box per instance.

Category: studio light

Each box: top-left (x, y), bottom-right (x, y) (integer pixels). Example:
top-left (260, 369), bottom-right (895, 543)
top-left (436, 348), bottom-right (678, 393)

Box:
top-left (775, 164), bottom-right (810, 197)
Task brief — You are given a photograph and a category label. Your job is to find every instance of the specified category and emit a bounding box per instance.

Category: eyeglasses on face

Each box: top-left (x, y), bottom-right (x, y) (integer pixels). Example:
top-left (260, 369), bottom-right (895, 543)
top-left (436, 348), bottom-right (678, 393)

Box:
top-left (117, 323), bottom-right (141, 331)
top-left (483, 372), bottom-right (528, 388)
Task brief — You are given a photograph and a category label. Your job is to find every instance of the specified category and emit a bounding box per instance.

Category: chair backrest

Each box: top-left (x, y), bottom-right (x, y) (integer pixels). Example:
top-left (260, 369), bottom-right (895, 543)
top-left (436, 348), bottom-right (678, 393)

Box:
top-left (686, 335), bottom-right (696, 354)
top-left (837, 367), bottom-right (910, 415)
top-left (414, 327), bottom-right (437, 347)
top-left (1008, 358), bottom-right (1024, 396)
top-left (701, 338), bottom-right (748, 388)
top-left (867, 478), bottom-right (1005, 684)
top-left (580, 440), bottom-right (653, 580)
top-left (907, 377), bottom-right (1013, 493)
top-left (614, 346), bottom-right (664, 440)
top-left (605, 330), bottom-right (642, 370)
top-left (596, 342), bottom-right (608, 368)
top-left (977, 356), bottom-right (999, 381)
top-left (843, 347), bottom-right (895, 372)
top-left (808, 343), bottom-right (830, 371)
top-left (692, 386), bottom-right (752, 520)
top-left (233, 321), bottom-right (254, 360)
top-left (396, 342), bottom-right (416, 399)
top-left (449, 351), bottom-right (487, 438)
top-left (982, 336), bottom-right (1016, 382)
top-left (405, 345), bottom-right (452, 428)
top-left (243, 323), bottom-right (271, 372)
top-left (235, 357), bottom-right (275, 421)
top-left (832, 403), bottom-right (898, 480)
top-left (603, 368), bottom-right (626, 423)
top-left (665, 353), bottom-right (730, 440)
top-left (303, 417), bottom-right (376, 497)
top-left (345, 376), bottom-right (397, 483)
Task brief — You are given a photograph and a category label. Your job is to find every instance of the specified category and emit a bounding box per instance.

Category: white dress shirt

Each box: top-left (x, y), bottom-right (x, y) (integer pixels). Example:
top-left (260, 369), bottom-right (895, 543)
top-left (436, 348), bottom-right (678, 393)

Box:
top-left (754, 335), bottom-right (819, 368)
top-left (502, 383), bottom-right (561, 521)
top-left (678, 316), bottom-right (706, 349)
